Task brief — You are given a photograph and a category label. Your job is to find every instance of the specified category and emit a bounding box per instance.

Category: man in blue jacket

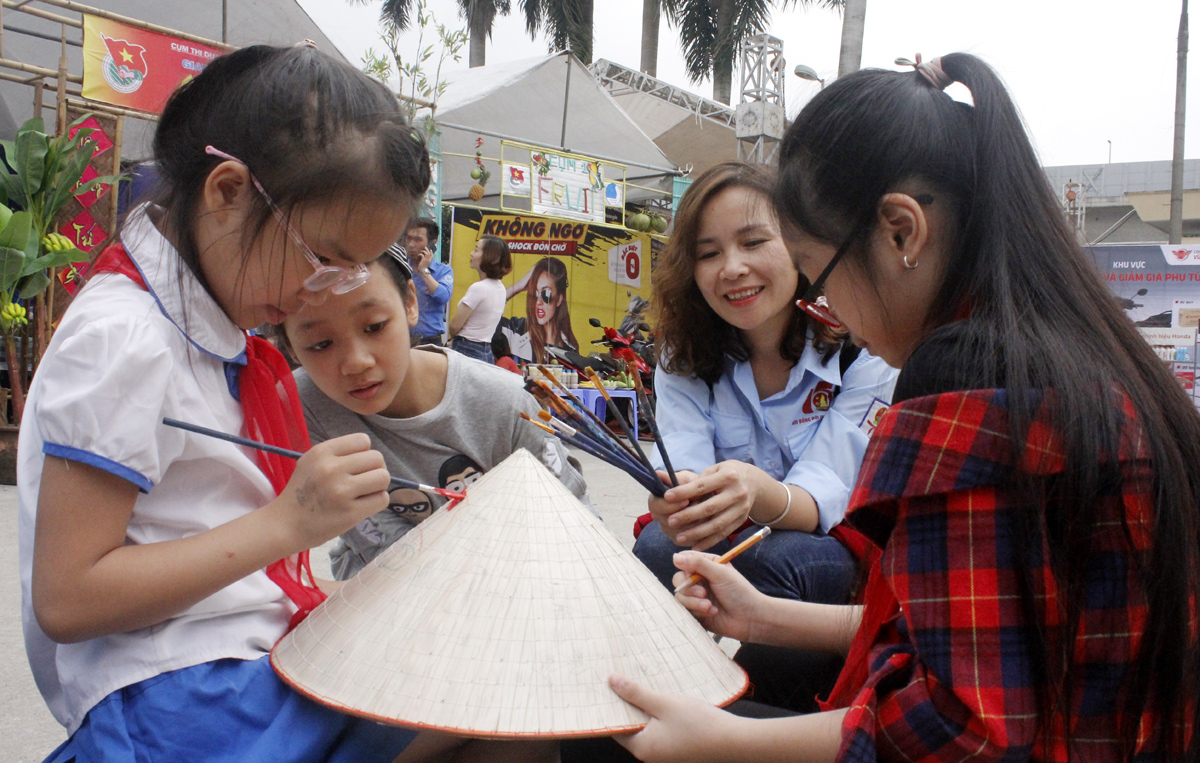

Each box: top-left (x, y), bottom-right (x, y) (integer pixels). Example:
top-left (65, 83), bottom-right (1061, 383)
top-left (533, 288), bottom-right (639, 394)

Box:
top-left (406, 217), bottom-right (454, 346)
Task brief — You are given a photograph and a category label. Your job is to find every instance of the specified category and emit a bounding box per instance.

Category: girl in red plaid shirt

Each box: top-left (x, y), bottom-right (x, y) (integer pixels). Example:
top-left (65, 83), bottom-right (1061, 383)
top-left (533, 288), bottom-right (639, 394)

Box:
top-left (601, 52), bottom-right (1199, 763)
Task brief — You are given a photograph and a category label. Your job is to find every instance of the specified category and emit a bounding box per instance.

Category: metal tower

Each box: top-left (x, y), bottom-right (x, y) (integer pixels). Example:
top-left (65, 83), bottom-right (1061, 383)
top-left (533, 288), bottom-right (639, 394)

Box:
top-left (736, 33), bottom-right (786, 164)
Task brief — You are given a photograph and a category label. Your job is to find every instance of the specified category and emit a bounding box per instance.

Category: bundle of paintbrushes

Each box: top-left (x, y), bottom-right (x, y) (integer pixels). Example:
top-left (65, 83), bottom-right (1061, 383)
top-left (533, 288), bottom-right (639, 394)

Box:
top-left (522, 364), bottom-right (674, 497)
top-left (621, 359), bottom-right (678, 488)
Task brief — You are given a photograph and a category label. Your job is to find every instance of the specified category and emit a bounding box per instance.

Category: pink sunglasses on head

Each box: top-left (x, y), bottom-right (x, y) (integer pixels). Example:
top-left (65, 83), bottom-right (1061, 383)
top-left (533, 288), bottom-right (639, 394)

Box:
top-left (205, 145), bottom-right (369, 295)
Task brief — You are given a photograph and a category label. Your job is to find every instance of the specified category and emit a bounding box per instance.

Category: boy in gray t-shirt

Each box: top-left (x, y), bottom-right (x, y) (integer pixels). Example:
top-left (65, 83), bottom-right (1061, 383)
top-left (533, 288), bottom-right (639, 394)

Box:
top-left (298, 347), bottom-right (590, 579)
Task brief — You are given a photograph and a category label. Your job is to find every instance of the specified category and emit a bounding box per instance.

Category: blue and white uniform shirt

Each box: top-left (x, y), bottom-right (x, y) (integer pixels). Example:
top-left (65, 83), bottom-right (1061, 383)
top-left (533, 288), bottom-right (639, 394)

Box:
top-left (17, 207), bottom-right (291, 735)
top-left (652, 341), bottom-right (898, 532)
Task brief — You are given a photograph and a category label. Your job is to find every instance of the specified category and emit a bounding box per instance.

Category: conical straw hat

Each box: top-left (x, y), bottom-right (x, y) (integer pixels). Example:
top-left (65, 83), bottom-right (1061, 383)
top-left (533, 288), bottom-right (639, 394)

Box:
top-left (272, 448), bottom-right (747, 738)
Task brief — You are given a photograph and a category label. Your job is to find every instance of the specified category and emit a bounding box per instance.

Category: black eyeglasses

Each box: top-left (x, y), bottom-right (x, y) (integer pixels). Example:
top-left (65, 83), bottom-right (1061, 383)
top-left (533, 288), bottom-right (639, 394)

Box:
top-left (536, 287), bottom-right (554, 303)
top-left (795, 226), bottom-right (862, 329)
top-left (796, 194), bottom-right (934, 330)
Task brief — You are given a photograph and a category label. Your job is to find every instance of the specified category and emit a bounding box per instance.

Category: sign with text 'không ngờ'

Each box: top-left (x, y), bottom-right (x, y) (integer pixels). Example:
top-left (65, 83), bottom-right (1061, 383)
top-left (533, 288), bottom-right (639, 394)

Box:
top-left (82, 14), bottom-right (226, 115)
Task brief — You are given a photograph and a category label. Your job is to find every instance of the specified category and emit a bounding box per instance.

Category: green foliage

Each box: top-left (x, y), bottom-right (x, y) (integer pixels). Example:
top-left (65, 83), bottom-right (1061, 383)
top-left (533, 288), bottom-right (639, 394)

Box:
top-left (530, 0), bottom-right (594, 64)
top-left (360, 0), bottom-right (469, 125)
top-left (0, 207), bottom-right (87, 329)
top-left (673, 0), bottom-right (843, 84)
top-left (1, 116), bottom-right (120, 239)
top-left (0, 115), bottom-right (116, 331)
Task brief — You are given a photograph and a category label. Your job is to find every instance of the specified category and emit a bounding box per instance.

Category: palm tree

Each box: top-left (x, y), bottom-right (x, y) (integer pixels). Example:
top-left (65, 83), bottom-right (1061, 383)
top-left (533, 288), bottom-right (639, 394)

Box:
top-left (524, 0), bottom-right (594, 64)
top-left (640, 0), bottom-right (680, 77)
top-left (674, 0), bottom-right (842, 104)
top-left (641, 0), bottom-right (660, 76)
top-left (353, 0), bottom-right (525, 68)
top-left (461, 0), bottom-right (510, 67)
top-left (837, 0), bottom-right (866, 77)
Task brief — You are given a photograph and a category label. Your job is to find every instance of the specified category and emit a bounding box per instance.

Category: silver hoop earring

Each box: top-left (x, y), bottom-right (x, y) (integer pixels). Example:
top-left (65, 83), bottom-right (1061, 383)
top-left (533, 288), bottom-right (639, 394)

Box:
top-left (903, 253), bottom-right (919, 270)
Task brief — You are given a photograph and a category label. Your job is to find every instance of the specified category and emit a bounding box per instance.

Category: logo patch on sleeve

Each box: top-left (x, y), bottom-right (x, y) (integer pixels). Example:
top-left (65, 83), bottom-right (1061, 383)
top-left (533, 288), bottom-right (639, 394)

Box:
top-left (858, 398), bottom-right (890, 436)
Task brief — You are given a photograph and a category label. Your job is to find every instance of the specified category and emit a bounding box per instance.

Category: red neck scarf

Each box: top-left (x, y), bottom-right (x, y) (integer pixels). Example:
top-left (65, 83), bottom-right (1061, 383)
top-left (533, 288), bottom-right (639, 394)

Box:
top-left (92, 244), bottom-right (326, 630)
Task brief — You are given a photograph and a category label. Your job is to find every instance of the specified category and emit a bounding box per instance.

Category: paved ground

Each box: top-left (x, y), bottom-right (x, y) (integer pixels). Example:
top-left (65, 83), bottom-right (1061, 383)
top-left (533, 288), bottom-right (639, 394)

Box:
top-left (0, 445), bottom-right (655, 761)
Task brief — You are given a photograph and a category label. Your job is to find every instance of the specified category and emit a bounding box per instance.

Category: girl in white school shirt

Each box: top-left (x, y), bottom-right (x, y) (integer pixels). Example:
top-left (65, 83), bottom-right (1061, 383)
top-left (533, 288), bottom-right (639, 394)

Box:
top-left (18, 44), bottom-right (552, 763)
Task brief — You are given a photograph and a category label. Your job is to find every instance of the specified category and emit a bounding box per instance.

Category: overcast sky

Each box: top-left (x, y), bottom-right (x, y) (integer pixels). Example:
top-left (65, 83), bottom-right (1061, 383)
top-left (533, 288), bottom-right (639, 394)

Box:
top-left (296, 0), bottom-right (1198, 169)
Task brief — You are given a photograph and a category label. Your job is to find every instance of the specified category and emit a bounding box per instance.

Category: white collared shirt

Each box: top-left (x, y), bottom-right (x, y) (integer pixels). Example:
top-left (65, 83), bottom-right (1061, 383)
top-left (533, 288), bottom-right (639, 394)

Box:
top-left (652, 342), bottom-right (898, 532)
top-left (17, 207), bottom-right (293, 734)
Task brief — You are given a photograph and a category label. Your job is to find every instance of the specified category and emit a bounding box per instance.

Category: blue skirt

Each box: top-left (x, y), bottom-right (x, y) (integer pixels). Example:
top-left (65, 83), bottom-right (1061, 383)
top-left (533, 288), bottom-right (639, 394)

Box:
top-left (43, 656), bottom-right (417, 763)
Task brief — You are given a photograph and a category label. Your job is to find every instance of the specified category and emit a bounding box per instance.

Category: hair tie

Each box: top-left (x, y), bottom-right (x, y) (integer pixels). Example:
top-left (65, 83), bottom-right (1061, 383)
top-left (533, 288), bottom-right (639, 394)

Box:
top-left (895, 53), bottom-right (953, 91)
top-left (293, 39), bottom-right (318, 49)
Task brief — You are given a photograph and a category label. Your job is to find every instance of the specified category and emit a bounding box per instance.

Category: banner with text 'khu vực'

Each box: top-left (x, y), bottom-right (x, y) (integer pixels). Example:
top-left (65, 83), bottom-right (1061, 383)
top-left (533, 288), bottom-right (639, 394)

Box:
top-left (82, 14), bottom-right (225, 115)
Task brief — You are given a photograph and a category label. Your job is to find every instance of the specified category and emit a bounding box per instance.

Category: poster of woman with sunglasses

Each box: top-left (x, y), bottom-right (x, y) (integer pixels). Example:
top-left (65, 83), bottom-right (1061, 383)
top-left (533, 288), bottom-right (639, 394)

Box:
top-left (503, 256), bottom-right (580, 364)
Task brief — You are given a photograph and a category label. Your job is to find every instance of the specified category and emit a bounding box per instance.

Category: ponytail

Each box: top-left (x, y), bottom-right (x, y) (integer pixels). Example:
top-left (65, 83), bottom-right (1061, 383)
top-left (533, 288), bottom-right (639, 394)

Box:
top-left (776, 53), bottom-right (1200, 758)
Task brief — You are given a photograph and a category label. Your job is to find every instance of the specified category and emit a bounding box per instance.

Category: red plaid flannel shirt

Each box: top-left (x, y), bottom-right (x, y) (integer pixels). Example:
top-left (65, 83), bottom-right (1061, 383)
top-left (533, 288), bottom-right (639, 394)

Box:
top-left (827, 389), bottom-right (1185, 762)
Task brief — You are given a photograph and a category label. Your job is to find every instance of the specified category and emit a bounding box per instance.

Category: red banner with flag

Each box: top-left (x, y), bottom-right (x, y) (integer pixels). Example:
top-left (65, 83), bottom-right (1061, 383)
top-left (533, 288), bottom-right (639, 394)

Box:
top-left (82, 14), bottom-right (226, 114)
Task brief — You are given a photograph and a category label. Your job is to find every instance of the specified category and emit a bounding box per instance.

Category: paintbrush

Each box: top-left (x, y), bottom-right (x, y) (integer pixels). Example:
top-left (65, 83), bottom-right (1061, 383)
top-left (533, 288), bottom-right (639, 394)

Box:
top-left (523, 413), bottom-right (635, 481)
top-left (524, 376), bottom-right (667, 494)
top-left (520, 413), bottom-right (665, 496)
top-left (162, 418), bottom-right (466, 501)
top-left (582, 366), bottom-right (659, 479)
top-left (536, 410), bottom-right (657, 484)
top-left (626, 361), bottom-right (678, 487)
top-left (534, 366), bottom-right (643, 463)
top-left (526, 378), bottom-right (644, 467)
top-left (534, 377), bottom-right (674, 497)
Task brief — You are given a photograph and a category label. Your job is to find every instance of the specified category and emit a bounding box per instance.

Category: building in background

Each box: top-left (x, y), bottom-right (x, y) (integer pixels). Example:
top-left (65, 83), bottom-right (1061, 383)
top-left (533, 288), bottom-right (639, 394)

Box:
top-left (1045, 159), bottom-right (1200, 244)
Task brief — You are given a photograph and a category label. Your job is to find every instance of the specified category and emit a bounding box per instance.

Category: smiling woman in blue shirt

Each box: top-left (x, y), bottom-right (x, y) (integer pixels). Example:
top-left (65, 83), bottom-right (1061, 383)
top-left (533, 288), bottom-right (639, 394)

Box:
top-left (634, 162), bottom-right (897, 613)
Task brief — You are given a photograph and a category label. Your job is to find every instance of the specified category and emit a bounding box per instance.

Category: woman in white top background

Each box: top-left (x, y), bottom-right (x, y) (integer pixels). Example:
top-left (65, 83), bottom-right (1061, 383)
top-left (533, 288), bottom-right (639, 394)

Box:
top-left (448, 234), bottom-right (511, 363)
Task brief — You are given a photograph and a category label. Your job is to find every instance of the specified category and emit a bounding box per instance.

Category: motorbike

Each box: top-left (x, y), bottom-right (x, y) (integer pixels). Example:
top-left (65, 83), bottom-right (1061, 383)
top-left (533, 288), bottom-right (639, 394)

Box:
top-left (540, 317), bottom-right (647, 378)
top-left (618, 294), bottom-right (650, 342)
top-left (542, 345), bottom-right (619, 376)
top-left (587, 317), bottom-right (651, 377)
top-left (536, 296), bottom-right (658, 436)
top-left (584, 315), bottom-right (658, 439)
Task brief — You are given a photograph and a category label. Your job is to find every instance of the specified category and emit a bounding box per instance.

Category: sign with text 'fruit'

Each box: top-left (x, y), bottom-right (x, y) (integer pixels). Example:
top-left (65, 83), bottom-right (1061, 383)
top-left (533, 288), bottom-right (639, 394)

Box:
top-left (529, 149), bottom-right (606, 224)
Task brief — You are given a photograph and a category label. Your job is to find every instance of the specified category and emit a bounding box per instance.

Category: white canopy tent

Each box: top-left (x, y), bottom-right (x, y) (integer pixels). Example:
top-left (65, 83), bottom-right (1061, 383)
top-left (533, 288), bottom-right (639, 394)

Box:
top-left (432, 53), bottom-right (680, 207)
top-left (588, 59), bottom-right (739, 178)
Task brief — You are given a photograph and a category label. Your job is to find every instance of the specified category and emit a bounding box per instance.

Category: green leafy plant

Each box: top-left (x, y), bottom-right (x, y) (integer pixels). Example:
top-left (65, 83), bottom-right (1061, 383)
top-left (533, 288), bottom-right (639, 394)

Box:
top-left (0, 114), bottom-right (119, 424)
top-left (0, 116), bottom-right (117, 242)
top-left (361, 0), bottom-right (468, 127)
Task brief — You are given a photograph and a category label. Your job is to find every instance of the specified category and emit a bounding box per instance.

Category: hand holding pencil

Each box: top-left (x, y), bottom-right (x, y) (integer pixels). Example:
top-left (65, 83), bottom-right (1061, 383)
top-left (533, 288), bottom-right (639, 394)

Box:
top-left (670, 529), bottom-right (773, 643)
top-left (672, 526), bottom-right (770, 594)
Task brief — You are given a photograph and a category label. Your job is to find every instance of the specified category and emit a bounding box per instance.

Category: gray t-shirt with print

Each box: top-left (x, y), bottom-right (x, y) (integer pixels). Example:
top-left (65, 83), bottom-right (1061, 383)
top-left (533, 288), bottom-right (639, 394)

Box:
top-left (295, 347), bottom-right (590, 579)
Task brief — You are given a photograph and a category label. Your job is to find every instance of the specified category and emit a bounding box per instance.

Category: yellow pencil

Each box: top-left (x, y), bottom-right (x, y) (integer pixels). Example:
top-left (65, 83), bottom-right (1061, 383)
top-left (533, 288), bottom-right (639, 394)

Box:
top-left (672, 526), bottom-right (772, 594)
